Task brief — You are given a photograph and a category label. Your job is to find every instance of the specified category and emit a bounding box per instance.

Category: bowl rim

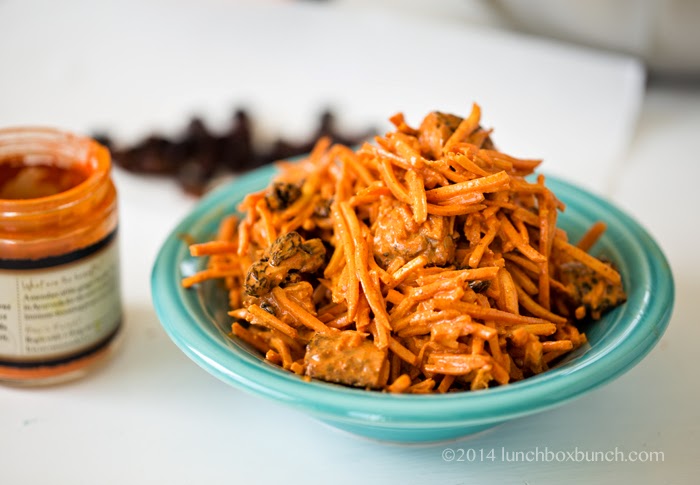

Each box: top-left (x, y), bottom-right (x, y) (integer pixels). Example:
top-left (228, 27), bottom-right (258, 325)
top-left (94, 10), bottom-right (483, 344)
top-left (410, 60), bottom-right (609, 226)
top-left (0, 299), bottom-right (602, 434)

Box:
top-left (151, 165), bottom-right (674, 427)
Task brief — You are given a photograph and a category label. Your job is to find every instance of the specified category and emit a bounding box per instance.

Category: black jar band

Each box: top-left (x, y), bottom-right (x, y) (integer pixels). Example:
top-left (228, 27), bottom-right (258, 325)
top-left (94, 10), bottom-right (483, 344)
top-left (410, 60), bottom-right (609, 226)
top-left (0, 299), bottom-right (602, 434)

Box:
top-left (0, 229), bottom-right (118, 270)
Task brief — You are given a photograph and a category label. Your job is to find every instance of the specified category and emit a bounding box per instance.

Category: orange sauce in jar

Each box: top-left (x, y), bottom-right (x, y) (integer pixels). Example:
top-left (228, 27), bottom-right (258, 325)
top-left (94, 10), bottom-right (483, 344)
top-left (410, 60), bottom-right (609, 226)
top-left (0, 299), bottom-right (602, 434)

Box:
top-left (0, 128), bottom-right (122, 385)
top-left (0, 161), bottom-right (90, 200)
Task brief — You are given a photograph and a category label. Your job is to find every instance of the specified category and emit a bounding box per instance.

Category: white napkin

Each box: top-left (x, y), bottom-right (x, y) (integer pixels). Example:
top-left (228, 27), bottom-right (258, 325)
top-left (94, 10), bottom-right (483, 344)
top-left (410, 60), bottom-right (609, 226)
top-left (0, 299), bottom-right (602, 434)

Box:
top-left (0, 0), bottom-right (644, 195)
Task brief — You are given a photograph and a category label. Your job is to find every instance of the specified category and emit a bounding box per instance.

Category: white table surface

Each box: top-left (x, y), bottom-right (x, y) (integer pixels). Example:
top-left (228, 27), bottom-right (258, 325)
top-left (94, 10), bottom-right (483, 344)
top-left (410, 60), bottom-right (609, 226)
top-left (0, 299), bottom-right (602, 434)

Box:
top-left (0, 1), bottom-right (697, 484)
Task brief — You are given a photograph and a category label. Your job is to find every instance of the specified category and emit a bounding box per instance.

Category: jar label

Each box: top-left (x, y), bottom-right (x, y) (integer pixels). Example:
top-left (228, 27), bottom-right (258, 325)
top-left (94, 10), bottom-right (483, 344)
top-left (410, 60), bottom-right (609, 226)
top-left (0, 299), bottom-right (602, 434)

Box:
top-left (0, 237), bottom-right (121, 362)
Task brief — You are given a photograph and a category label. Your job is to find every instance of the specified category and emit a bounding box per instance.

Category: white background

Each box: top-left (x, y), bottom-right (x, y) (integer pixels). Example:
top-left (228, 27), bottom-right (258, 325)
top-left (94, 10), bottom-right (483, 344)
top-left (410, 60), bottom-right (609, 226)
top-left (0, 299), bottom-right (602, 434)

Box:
top-left (0, 1), bottom-right (697, 484)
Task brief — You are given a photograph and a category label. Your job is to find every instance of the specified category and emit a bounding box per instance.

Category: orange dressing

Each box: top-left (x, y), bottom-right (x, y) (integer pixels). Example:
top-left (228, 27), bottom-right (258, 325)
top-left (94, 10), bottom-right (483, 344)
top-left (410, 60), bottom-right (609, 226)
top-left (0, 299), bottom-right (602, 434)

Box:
top-left (0, 160), bottom-right (89, 200)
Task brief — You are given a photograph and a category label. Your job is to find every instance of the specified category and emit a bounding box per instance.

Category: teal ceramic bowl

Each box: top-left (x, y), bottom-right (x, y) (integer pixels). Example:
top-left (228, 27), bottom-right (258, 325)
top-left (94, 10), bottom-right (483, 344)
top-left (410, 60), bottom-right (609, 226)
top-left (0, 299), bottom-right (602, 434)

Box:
top-left (151, 165), bottom-right (674, 443)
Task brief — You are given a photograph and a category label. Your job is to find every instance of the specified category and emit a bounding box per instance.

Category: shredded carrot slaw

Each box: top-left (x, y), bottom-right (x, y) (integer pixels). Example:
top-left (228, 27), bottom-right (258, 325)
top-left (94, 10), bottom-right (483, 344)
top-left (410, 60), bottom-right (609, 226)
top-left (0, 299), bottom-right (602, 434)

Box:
top-left (182, 105), bottom-right (626, 393)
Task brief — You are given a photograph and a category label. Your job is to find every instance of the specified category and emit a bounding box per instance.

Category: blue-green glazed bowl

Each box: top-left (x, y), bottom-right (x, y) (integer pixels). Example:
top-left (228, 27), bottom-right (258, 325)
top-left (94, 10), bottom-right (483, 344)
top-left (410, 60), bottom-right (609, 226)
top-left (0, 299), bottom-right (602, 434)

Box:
top-left (151, 165), bottom-right (674, 443)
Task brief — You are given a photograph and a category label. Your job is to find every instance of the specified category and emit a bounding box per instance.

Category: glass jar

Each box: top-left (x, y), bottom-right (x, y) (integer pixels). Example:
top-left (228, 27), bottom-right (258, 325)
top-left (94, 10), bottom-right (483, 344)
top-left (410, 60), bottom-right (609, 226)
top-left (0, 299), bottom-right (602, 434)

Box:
top-left (0, 128), bottom-right (122, 385)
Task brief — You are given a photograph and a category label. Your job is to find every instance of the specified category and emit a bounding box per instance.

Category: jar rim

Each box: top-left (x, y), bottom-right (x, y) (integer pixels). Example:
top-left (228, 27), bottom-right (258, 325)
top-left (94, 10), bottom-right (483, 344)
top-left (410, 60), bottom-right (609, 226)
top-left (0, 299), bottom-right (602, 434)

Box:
top-left (0, 127), bottom-right (110, 216)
